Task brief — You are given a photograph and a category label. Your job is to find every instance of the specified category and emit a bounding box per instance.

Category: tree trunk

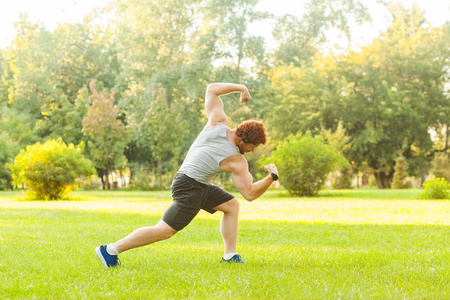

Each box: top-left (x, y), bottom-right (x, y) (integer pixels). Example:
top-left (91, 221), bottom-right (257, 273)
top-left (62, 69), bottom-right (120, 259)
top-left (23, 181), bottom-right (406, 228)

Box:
top-left (420, 172), bottom-right (426, 187)
top-left (106, 172), bottom-right (111, 190)
top-left (105, 163), bottom-right (111, 190)
top-left (129, 166), bottom-right (135, 187)
top-left (361, 173), bottom-right (369, 186)
top-left (374, 172), bottom-right (393, 189)
top-left (97, 168), bottom-right (106, 190)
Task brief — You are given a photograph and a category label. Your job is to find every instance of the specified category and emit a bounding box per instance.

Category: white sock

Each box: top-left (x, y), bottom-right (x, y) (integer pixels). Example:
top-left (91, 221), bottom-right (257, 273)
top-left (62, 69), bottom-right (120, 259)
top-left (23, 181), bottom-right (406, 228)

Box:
top-left (106, 244), bottom-right (119, 256)
top-left (224, 253), bottom-right (237, 260)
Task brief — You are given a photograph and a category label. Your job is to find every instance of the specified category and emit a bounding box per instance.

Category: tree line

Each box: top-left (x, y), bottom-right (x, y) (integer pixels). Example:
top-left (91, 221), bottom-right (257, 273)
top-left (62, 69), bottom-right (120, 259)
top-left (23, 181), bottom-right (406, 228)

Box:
top-left (1, 0), bottom-right (449, 191)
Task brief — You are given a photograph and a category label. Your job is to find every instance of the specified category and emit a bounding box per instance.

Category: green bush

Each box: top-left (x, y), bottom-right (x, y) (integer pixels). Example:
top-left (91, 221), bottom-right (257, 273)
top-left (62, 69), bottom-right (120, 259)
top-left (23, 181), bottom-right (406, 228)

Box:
top-left (8, 139), bottom-right (94, 200)
top-left (421, 177), bottom-right (450, 200)
top-left (263, 133), bottom-right (345, 196)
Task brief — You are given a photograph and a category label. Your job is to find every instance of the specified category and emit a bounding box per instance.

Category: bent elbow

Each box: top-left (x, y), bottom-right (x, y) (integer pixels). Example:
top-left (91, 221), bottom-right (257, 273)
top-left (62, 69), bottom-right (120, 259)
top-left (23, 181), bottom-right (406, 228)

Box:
top-left (206, 84), bottom-right (216, 95)
top-left (243, 194), bottom-right (257, 202)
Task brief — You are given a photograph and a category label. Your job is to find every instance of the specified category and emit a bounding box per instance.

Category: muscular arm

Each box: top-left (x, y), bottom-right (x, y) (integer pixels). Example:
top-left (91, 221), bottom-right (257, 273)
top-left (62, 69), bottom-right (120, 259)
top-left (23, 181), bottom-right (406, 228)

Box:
top-left (205, 83), bottom-right (251, 127)
top-left (225, 156), bottom-right (278, 202)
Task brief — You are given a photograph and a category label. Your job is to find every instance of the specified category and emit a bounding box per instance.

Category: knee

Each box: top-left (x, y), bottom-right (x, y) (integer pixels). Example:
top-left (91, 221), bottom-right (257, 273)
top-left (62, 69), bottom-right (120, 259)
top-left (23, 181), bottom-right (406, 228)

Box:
top-left (213, 198), bottom-right (240, 214)
top-left (161, 228), bottom-right (177, 240)
top-left (156, 221), bottom-right (178, 240)
top-left (226, 198), bottom-right (240, 214)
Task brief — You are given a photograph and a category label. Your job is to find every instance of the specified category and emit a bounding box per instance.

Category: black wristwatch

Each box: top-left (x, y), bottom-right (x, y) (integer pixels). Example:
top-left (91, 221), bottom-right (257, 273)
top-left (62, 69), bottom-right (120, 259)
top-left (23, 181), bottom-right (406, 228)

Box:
top-left (270, 173), bottom-right (278, 181)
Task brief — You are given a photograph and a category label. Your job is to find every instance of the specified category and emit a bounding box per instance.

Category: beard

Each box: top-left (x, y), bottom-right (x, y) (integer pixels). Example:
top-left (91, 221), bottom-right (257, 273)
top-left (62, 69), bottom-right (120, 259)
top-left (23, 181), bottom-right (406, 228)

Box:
top-left (237, 141), bottom-right (245, 154)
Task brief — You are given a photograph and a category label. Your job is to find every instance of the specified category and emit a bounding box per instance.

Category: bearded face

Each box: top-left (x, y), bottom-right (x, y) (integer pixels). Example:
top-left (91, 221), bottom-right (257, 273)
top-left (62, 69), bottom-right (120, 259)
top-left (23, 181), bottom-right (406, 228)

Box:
top-left (237, 141), bottom-right (259, 154)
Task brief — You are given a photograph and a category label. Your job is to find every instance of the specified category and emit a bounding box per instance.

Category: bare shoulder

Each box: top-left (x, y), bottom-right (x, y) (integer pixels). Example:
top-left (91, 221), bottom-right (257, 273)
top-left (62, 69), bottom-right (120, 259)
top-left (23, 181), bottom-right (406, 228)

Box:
top-left (220, 155), bottom-right (248, 173)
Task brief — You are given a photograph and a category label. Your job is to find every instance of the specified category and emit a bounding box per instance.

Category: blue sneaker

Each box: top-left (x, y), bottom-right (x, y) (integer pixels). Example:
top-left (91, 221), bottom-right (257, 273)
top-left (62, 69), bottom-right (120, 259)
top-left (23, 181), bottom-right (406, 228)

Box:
top-left (220, 254), bottom-right (245, 264)
top-left (95, 245), bottom-right (120, 268)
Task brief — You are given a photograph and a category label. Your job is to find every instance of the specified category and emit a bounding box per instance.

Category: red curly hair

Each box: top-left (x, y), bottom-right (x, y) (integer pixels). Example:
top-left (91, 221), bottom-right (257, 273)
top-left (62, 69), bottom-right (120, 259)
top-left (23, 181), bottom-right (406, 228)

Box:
top-left (235, 120), bottom-right (268, 145)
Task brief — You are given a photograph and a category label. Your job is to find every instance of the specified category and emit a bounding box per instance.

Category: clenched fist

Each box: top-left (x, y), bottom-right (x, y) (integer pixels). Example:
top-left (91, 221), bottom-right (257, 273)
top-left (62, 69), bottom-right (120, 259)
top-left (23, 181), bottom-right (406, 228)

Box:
top-left (264, 164), bottom-right (278, 175)
top-left (240, 87), bottom-right (252, 104)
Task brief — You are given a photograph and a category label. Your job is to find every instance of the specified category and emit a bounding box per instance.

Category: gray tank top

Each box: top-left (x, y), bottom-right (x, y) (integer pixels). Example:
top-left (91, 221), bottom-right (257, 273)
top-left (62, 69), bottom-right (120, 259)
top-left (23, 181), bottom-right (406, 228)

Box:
top-left (178, 124), bottom-right (241, 185)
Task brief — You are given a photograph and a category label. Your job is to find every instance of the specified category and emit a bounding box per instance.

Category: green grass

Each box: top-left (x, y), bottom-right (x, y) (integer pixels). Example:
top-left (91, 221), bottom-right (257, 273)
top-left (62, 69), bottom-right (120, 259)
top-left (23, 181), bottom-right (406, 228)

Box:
top-left (1, 188), bottom-right (449, 299)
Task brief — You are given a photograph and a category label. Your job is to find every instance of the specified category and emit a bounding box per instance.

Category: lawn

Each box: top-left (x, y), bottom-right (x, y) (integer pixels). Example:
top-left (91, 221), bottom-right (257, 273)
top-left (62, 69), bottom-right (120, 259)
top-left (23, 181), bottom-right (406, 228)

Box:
top-left (1, 188), bottom-right (449, 299)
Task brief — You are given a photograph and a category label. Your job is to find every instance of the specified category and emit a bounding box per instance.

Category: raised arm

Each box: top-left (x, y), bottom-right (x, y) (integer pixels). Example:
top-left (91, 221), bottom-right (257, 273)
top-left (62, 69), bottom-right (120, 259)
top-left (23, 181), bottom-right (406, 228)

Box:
top-left (224, 155), bottom-right (278, 202)
top-left (205, 83), bottom-right (251, 127)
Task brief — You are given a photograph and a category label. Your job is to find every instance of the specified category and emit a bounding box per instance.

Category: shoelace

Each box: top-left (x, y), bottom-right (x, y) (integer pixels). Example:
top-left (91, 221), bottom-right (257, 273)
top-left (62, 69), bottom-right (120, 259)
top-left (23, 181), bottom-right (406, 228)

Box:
top-left (220, 254), bottom-right (245, 263)
top-left (111, 256), bottom-right (121, 266)
top-left (231, 255), bottom-right (243, 263)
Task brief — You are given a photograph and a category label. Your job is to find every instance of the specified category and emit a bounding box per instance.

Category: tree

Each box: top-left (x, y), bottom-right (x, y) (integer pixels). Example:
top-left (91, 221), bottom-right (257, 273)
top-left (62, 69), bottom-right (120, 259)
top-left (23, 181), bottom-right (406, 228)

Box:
top-left (82, 81), bottom-right (127, 189)
top-left (392, 154), bottom-right (412, 189)
top-left (432, 153), bottom-right (450, 182)
top-left (264, 133), bottom-right (345, 196)
top-left (264, 4), bottom-right (450, 189)
top-left (272, 0), bottom-right (370, 66)
top-left (111, 0), bottom-right (209, 177)
top-left (263, 63), bottom-right (324, 140)
top-left (0, 15), bottom-right (58, 149)
top-left (8, 139), bottom-right (94, 200)
top-left (322, 122), bottom-right (353, 189)
top-left (0, 13), bottom-right (119, 152)
top-left (336, 4), bottom-right (449, 188)
top-left (137, 84), bottom-right (189, 190)
top-left (206, 0), bottom-right (268, 78)
top-left (33, 19), bottom-right (118, 145)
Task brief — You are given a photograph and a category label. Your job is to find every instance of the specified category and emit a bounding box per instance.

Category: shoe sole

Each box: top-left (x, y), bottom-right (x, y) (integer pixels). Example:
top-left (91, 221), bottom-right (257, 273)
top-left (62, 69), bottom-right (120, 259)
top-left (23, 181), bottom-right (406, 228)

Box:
top-left (95, 246), bottom-right (109, 269)
top-left (220, 260), bottom-right (245, 264)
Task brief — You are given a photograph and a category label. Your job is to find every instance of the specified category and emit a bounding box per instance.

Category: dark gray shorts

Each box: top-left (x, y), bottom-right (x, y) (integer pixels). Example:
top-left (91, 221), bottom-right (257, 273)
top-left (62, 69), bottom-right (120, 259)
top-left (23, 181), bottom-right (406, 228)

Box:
top-left (162, 173), bottom-right (235, 231)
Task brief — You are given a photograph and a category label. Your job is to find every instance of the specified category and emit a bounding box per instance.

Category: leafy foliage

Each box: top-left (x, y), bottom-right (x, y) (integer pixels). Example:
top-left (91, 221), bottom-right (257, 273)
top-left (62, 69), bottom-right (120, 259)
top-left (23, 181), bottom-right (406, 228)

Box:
top-left (263, 133), bottom-right (344, 196)
top-left (432, 153), bottom-right (450, 182)
top-left (0, 137), bottom-right (13, 190)
top-left (0, 1), bottom-right (449, 191)
top-left (265, 4), bottom-right (450, 189)
top-left (392, 154), bottom-right (412, 189)
top-left (332, 166), bottom-right (353, 189)
top-left (8, 139), bottom-right (94, 200)
top-left (272, 0), bottom-right (370, 66)
top-left (82, 81), bottom-right (127, 189)
top-left (421, 177), bottom-right (450, 200)
top-left (322, 122), bottom-right (353, 189)
top-left (137, 84), bottom-right (189, 189)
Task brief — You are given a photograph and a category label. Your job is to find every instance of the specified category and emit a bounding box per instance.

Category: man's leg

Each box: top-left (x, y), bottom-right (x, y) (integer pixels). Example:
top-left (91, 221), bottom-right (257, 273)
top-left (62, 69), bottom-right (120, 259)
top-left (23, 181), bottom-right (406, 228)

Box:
top-left (113, 220), bottom-right (178, 253)
top-left (213, 198), bottom-right (240, 255)
top-left (96, 220), bottom-right (177, 268)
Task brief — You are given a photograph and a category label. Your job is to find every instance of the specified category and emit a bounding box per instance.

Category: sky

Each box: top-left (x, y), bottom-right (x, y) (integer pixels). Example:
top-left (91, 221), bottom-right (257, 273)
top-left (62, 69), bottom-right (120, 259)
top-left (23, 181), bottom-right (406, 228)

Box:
top-left (0, 0), bottom-right (449, 50)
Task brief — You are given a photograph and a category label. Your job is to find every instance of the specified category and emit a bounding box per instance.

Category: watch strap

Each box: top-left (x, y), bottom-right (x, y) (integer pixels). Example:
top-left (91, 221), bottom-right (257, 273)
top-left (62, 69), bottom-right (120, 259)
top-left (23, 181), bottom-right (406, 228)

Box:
top-left (270, 173), bottom-right (278, 181)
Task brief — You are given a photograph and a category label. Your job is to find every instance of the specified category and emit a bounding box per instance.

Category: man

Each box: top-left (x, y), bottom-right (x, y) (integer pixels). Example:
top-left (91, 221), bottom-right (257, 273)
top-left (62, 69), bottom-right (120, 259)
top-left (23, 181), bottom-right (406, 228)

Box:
top-left (95, 83), bottom-right (279, 267)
